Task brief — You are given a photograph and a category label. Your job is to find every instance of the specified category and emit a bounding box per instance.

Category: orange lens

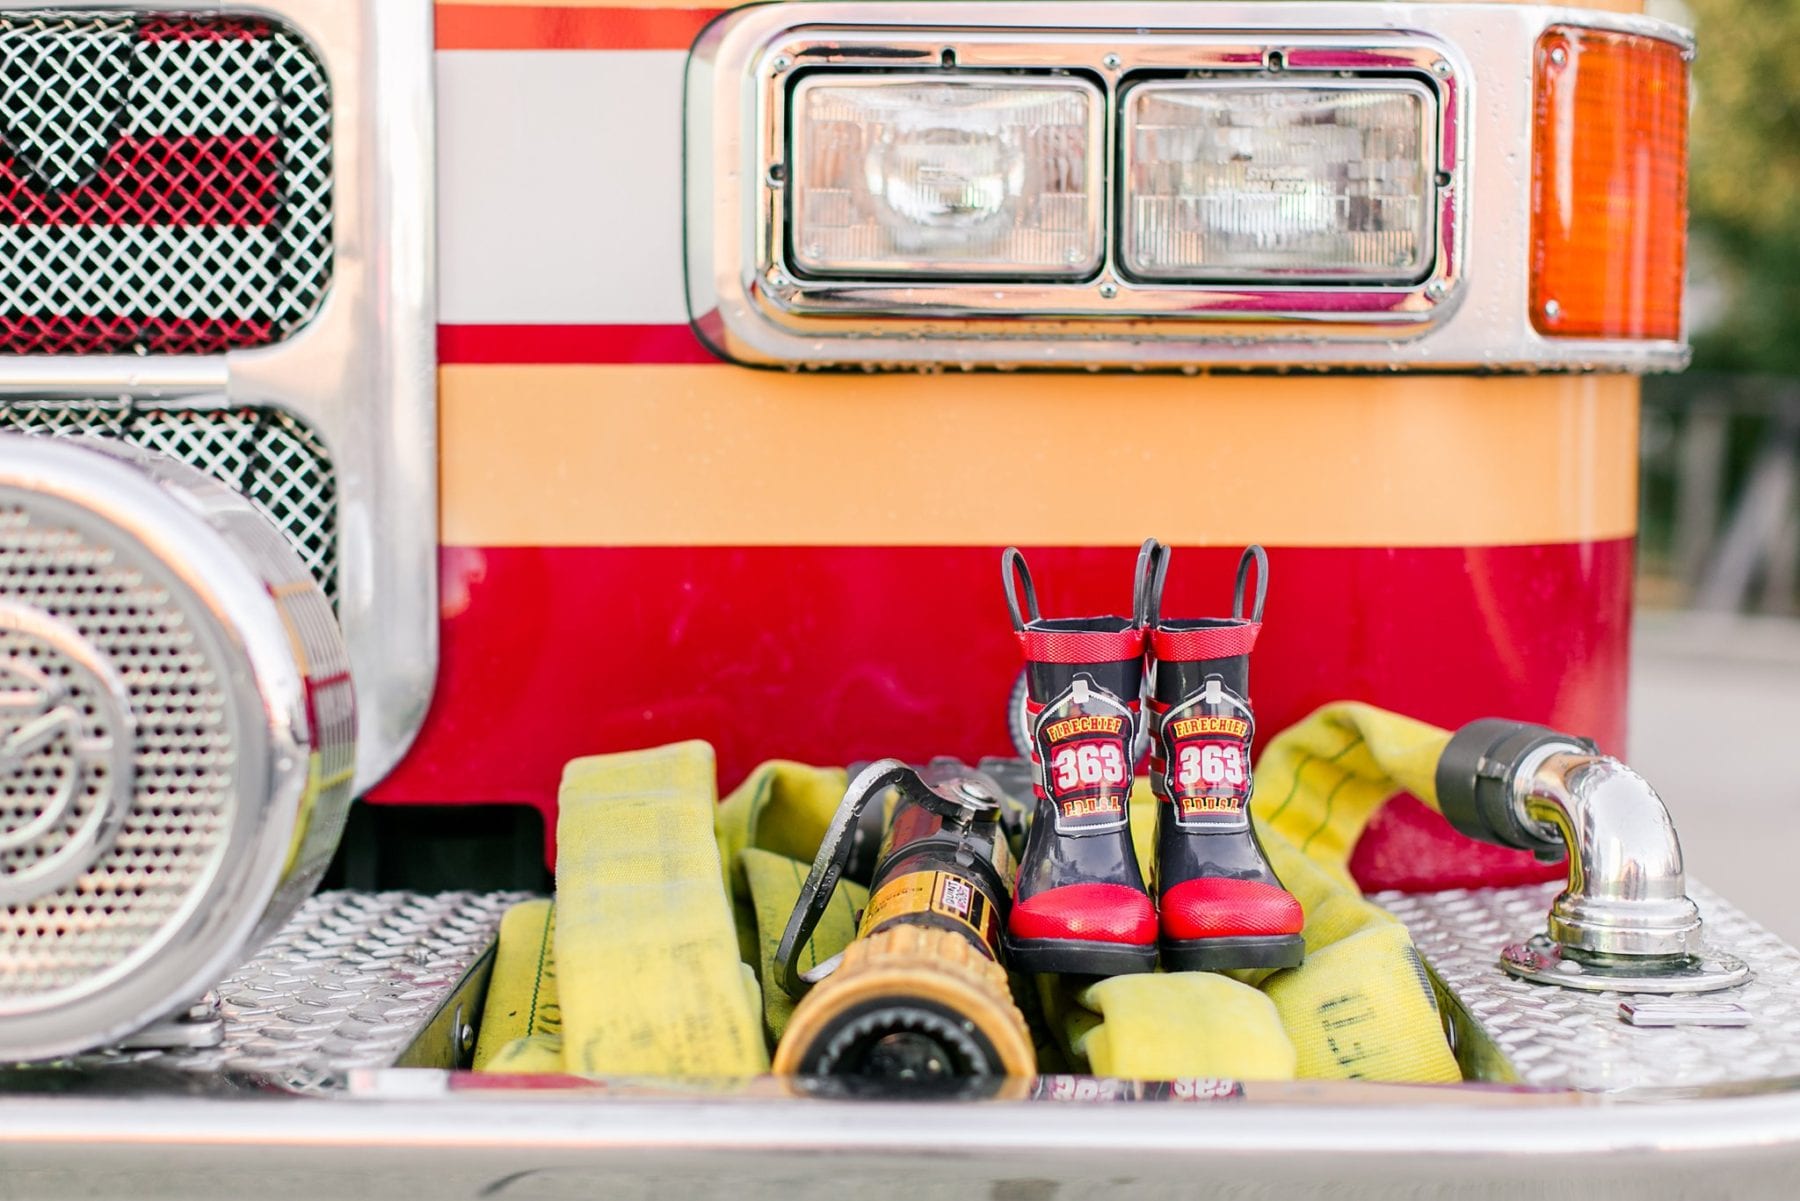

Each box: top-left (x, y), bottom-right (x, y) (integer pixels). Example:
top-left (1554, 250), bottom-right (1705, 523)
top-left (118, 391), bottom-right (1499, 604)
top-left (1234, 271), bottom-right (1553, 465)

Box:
top-left (1530, 27), bottom-right (1689, 341)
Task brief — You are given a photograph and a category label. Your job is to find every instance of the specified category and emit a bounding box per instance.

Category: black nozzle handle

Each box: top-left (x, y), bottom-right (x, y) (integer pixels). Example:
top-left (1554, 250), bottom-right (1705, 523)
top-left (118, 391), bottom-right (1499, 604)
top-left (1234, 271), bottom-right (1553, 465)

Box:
top-left (1435, 718), bottom-right (1599, 857)
top-left (777, 759), bottom-right (915, 999)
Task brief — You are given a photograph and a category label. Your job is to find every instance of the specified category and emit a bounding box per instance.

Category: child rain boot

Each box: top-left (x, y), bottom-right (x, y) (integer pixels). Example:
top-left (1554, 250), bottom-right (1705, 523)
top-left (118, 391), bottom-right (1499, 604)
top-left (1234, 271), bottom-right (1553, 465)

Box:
top-left (1143, 544), bottom-right (1305, 972)
top-left (1000, 545), bottom-right (1158, 976)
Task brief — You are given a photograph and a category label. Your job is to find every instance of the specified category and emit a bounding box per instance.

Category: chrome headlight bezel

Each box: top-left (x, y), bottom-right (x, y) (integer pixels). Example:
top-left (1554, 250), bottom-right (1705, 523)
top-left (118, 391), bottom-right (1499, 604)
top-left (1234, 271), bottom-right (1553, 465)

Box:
top-left (1115, 76), bottom-right (1441, 286)
top-left (686, 2), bottom-right (1693, 371)
top-left (785, 72), bottom-right (1109, 281)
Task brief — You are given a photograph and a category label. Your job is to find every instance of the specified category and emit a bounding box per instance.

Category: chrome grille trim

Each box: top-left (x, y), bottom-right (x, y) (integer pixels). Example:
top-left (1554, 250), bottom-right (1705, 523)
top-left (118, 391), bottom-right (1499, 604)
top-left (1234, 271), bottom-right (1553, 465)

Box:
top-left (0, 0), bottom-right (439, 792)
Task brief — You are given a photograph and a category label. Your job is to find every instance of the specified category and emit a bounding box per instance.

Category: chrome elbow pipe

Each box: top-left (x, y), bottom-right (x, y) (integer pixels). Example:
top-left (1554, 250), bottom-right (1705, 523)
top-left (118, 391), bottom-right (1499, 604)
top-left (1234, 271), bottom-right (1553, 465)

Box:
top-left (1437, 719), bottom-right (1747, 992)
top-left (1515, 749), bottom-right (1700, 961)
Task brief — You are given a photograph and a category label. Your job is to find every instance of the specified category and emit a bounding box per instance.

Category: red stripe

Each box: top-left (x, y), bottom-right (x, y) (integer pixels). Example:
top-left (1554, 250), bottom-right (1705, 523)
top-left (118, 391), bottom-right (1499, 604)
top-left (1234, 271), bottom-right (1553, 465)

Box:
top-left (0, 136), bottom-right (279, 227)
top-left (368, 541), bottom-right (1634, 888)
top-left (438, 324), bottom-right (719, 365)
top-left (0, 315), bottom-right (274, 356)
top-left (1018, 628), bottom-right (1144, 665)
top-left (1150, 622), bottom-right (1261, 662)
top-left (137, 16), bottom-right (269, 40)
top-left (435, 6), bottom-right (721, 51)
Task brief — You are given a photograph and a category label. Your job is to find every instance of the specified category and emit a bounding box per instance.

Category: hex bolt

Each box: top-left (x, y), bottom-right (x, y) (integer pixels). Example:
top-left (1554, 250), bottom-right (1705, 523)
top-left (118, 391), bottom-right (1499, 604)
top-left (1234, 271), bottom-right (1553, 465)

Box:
top-left (1431, 58), bottom-right (1452, 77)
top-left (1426, 280), bottom-right (1449, 301)
top-left (771, 55), bottom-right (791, 73)
top-left (1102, 53), bottom-right (1122, 70)
top-left (1098, 282), bottom-right (1119, 300)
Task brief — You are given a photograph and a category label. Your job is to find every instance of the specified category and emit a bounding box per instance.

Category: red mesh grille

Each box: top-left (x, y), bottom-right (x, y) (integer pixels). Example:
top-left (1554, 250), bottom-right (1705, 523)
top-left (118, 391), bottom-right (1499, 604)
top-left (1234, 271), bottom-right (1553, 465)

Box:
top-left (0, 12), bottom-right (332, 355)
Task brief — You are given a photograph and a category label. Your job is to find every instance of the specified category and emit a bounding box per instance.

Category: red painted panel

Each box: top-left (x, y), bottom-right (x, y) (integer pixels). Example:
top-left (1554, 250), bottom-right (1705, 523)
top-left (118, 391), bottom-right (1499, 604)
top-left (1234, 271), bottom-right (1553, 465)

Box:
top-left (438, 323), bottom-right (718, 365)
top-left (369, 540), bottom-right (1633, 888)
top-left (434, 6), bottom-right (722, 51)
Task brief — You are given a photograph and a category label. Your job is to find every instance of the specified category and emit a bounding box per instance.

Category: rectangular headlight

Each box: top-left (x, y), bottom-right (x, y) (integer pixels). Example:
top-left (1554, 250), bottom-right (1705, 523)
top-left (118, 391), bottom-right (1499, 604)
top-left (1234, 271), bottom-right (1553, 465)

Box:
top-left (787, 75), bottom-right (1105, 280)
top-left (1121, 81), bottom-right (1436, 283)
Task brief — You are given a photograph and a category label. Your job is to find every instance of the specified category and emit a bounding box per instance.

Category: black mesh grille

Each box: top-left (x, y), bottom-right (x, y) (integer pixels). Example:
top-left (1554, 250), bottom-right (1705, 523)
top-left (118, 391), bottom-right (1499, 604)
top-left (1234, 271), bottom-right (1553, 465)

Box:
top-left (0, 401), bottom-right (336, 600)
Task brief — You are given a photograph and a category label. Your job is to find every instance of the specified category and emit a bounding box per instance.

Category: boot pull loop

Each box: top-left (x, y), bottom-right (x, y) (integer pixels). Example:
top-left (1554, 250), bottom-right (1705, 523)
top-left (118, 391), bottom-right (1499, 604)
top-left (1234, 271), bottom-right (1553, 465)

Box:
top-left (1001, 547), bottom-right (1040, 632)
top-left (1233, 545), bottom-right (1270, 623)
top-left (1134, 538), bottom-right (1169, 628)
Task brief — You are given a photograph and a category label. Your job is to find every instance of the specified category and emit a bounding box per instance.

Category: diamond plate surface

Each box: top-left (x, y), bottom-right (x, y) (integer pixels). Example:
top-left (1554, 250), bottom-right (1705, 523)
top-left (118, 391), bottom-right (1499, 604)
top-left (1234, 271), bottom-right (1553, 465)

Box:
top-left (1378, 879), bottom-right (1800, 1091)
top-left (104, 890), bottom-right (528, 1081)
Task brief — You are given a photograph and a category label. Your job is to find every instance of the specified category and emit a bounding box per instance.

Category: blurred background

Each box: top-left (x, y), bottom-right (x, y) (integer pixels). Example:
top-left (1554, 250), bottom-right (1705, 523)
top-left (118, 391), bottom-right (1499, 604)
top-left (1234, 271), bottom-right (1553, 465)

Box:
top-left (1631, 0), bottom-right (1800, 940)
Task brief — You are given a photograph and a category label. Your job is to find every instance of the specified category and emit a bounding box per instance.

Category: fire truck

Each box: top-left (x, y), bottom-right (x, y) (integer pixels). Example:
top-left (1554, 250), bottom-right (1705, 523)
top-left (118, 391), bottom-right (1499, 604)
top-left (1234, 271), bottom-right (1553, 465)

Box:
top-left (2, 2), bottom-right (1795, 1197)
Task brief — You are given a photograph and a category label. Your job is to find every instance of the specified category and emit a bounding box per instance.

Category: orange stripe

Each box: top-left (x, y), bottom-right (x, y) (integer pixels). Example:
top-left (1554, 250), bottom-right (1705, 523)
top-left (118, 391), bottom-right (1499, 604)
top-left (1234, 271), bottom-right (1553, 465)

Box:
top-left (435, 4), bottom-right (719, 50)
top-left (440, 367), bottom-right (1638, 548)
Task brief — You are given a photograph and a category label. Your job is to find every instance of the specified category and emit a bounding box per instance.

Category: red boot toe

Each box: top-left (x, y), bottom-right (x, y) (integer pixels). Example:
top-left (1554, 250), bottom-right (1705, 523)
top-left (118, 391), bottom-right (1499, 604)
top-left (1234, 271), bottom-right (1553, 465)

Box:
top-left (1160, 877), bottom-right (1303, 942)
top-left (1009, 882), bottom-right (1158, 946)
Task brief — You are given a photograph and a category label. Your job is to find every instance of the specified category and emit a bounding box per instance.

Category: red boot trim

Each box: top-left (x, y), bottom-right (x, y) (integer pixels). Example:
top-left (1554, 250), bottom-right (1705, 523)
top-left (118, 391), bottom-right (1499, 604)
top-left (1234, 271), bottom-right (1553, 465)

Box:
top-left (1161, 877), bottom-right (1303, 940)
top-left (1018, 628), bottom-right (1145, 665)
top-left (1148, 622), bottom-right (1260, 662)
top-left (1009, 882), bottom-right (1158, 945)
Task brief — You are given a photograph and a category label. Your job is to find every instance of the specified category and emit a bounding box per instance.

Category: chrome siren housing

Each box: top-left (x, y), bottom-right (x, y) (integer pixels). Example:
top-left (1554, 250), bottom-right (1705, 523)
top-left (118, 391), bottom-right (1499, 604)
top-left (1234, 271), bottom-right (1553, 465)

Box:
top-left (0, 436), bottom-right (354, 1061)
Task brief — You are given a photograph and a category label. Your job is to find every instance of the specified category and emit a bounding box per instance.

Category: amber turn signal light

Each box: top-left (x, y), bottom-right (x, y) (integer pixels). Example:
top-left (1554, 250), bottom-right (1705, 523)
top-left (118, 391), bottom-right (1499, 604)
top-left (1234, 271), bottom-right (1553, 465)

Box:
top-left (1530, 27), bottom-right (1689, 341)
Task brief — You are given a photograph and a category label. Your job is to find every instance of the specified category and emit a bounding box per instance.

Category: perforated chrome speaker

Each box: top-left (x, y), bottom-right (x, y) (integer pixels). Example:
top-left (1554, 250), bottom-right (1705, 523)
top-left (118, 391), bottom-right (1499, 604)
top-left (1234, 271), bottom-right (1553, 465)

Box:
top-left (0, 435), bottom-right (353, 1060)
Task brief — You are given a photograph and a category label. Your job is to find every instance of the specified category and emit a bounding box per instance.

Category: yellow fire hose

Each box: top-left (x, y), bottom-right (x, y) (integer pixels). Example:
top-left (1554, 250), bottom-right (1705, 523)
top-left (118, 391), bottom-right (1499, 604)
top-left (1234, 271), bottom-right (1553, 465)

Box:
top-left (474, 704), bottom-right (1462, 1083)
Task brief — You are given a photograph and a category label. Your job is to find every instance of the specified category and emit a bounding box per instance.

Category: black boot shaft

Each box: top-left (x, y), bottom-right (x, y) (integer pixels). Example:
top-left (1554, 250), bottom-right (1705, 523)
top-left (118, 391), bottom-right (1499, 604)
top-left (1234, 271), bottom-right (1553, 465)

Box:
top-left (1000, 547), bottom-right (1158, 975)
top-left (1144, 544), bottom-right (1305, 972)
top-left (1017, 619), bottom-right (1146, 890)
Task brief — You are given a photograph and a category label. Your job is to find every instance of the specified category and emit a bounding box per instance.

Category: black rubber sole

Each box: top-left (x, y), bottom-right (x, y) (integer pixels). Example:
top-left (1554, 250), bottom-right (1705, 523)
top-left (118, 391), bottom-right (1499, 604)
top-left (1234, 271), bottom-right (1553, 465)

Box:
top-left (1160, 934), bottom-right (1304, 973)
top-left (1004, 934), bottom-right (1158, 978)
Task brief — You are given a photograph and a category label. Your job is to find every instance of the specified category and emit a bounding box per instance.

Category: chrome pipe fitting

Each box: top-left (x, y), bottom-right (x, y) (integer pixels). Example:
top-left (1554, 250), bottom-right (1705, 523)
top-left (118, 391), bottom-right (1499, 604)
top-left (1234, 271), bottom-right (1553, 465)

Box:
top-left (1436, 719), bottom-right (1749, 994)
top-left (1515, 747), bottom-right (1701, 962)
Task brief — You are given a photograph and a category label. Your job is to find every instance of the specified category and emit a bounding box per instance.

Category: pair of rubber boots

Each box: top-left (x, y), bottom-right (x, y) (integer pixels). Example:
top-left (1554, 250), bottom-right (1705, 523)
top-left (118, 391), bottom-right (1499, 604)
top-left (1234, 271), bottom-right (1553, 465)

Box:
top-left (1001, 541), bottom-right (1304, 977)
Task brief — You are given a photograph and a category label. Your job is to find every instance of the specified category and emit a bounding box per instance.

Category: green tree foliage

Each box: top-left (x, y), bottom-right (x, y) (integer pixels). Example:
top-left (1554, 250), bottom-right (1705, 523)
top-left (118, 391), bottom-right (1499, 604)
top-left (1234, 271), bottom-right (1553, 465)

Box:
top-left (1687, 0), bottom-right (1800, 371)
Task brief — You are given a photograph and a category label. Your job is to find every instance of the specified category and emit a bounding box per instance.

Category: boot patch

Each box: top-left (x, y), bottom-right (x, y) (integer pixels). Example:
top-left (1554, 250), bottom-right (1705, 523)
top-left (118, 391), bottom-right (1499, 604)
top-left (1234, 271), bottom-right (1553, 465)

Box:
top-left (1156, 674), bottom-right (1254, 831)
top-left (1032, 673), bottom-right (1135, 835)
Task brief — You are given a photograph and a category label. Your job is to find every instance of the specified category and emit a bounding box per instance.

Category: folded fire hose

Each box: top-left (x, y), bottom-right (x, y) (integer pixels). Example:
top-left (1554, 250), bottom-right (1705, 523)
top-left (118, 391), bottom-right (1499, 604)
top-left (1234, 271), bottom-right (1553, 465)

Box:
top-left (474, 704), bottom-right (1462, 1083)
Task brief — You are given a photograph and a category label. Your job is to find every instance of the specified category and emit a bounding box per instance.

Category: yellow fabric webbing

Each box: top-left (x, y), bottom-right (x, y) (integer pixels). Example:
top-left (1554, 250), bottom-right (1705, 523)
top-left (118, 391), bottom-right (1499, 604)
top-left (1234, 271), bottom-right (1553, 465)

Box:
top-left (713, 761), bottom-right (849, 966)
top-left (482, 741), bottom-right (768, 1076)
top-left (1069, 972), bottom-right (1298, 1080)
top-left (742, 846), bottom-right (868, 1041)
top-left (476, 704), bottom-right (1464, 1084)
top-left (1253, 701), bottom-right (1452, 889)
top-left (471, 899), bottom-right (559, 1072)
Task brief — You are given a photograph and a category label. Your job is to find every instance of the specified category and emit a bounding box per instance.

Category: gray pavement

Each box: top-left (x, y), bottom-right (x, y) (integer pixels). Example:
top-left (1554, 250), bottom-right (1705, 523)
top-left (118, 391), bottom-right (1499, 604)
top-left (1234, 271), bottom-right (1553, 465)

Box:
top-left (1630, 611), bottom-right (1800, 943)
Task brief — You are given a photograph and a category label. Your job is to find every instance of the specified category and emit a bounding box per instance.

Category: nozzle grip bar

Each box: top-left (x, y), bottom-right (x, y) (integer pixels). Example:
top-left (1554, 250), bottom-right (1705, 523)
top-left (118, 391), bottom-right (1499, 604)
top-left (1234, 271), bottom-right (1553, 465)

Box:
top-left (776, 759), bottom-right (914, 999)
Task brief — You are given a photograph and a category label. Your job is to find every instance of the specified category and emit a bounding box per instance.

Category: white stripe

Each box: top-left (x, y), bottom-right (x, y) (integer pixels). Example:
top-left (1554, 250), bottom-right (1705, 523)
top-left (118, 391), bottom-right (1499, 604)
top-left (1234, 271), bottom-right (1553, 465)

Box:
top-left (0, 225), bottom-right (285, 319)
top-left (125, 41), bottom-right (282, 136)
top-left (436, 51), bottom-right (690, 326)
